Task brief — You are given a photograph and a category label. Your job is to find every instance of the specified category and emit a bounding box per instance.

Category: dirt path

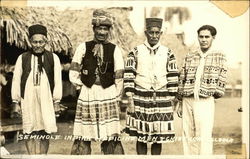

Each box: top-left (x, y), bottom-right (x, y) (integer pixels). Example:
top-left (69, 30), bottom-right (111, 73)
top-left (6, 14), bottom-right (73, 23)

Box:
top-left (3, 97), bottom-right (242, 155)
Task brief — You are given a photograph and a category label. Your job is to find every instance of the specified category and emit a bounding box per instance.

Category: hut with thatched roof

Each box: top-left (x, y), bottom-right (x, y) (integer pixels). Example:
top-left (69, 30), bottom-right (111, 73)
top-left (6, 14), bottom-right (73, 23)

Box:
top-left (1, 6), bottom-right (73, 66)
top-left (57, 7), bottom-right (142, 60)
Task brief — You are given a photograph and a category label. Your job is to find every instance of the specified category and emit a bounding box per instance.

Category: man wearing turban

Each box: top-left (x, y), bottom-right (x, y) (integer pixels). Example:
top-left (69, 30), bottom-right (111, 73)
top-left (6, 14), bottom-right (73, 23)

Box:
top-left (124, 18), bottom-right (179, 155)
top-left (11, 24), bottom-right (62, 154)
top-left (69, 9), bottom-right (124, 155)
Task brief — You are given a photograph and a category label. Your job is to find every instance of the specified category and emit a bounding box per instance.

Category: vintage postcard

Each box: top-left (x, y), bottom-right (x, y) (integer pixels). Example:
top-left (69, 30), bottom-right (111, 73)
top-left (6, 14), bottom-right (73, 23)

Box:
top-left (0, 0), bottom-right (249, 159)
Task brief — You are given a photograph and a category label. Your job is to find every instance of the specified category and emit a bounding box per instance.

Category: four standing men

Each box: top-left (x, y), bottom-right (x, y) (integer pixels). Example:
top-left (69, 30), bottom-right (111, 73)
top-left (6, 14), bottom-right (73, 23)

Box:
top-left (177, 25), bottom-right (227, 155)
top-left (10, 10), bottom-right (227, 156)
top-left (11, 24), bottom-right (62, 154)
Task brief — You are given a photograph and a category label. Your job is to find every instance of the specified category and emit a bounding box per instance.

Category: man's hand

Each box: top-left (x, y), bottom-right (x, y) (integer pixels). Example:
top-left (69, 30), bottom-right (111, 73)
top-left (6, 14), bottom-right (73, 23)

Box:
top-left (127, 96), bottom-right (135, 113)
top-left (54, 102), bottom-right (61, 118)
top-left (115, 78), bottom-right (124, 102)
top-left (176, 101), bottom-right (183, 118)
top-left (213, 92), bottom-right (222, 99)
top-left (76, 85), bottom-right (82, 97)
top-left (172, 98), bottom-right (179, 111)
top-left (54, 102), bottom-right (67, 118)
top-left (10, 102), bottom-right (21, 118)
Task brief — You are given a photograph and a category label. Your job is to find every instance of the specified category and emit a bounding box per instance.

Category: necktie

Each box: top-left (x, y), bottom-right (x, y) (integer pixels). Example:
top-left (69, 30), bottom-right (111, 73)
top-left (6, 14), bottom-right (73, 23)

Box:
top-left (31, 51), bottom-right (44, 73)
top-left (37, 55), bottom-right (43, 72)
top-left (92, 43), bottom-right (104, 66)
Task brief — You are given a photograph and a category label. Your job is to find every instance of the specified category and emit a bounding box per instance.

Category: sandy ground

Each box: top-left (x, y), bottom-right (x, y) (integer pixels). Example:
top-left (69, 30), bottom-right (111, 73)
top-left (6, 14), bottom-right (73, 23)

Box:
top-left (3, 97), bottom-right (242, 156)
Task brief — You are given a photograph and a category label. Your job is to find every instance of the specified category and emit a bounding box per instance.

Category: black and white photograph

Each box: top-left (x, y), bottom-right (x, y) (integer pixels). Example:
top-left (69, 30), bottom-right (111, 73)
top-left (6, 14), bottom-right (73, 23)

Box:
top-left (0, 0), bottom-right (249, 159)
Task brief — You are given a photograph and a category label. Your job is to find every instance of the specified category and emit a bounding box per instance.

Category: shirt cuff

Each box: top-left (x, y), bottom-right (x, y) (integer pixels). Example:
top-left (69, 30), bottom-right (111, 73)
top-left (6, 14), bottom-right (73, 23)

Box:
top-left (12, 100), bottom-right (20, 104)
top-left (53, 100), bottom-right (60, 104)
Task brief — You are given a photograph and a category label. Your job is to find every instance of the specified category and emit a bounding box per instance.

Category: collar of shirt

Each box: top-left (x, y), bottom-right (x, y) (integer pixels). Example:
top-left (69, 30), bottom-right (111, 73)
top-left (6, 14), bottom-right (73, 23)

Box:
top-left (143, 41), bottom-right (161, 54)
top-left (194, 44), bottom-right (216, 59)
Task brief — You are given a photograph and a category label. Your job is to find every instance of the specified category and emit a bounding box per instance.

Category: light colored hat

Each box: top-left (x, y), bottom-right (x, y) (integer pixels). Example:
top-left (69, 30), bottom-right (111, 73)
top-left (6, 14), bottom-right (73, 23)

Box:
top-left (145, 18), bottom-right (163, 29)
top-left (92, 9), bottom-right (113, 27)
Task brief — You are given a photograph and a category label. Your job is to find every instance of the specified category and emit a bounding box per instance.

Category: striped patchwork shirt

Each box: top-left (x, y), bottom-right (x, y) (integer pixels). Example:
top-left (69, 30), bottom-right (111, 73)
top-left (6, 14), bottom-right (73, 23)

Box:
top-left (124, 41), bottom-right (179, 97)
top-left (178, 47), bottom-right (227, 99)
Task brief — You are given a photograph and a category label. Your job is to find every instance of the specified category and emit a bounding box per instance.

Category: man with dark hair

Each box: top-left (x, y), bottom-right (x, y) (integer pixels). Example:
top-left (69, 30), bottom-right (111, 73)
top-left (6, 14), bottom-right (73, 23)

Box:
top-left (11, 24), bottom-right (62, 154)
top-left (124, 18), bottom-right (179, 155)
top-left (177, 24), bottom-right (227, 155)
top-left (197, 25), bottom-right (217, 36)
top-left (69, 9), bottom-right (124, 155)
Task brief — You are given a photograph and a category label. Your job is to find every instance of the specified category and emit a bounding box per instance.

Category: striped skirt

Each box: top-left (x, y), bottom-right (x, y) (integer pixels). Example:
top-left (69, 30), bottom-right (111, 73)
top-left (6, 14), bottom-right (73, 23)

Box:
top-left (125, 85), bottom-right (175, 143)
top-left (73, 84), bottom-right (121, 140)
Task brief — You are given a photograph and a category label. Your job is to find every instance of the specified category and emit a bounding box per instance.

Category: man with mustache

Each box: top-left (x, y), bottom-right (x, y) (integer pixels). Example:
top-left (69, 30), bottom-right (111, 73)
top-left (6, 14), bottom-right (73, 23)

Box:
top-left (69, 9), bottom-right (124, 155)
top-left (124, 18), bottom-right (179, 155)
top-left (177, 25), bottom-right (227, 155)
top-left (11, 24), bottom-right (62, 154)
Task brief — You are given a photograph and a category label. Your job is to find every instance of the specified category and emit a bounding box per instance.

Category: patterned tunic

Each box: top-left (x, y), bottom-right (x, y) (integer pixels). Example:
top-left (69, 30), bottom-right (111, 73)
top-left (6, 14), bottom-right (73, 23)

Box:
top-left (69, 42), bottom-right (124, 140)
top-left (178, 47), bottom-right (227, 99)
top-left (124, 41), bottom-right (179, 143)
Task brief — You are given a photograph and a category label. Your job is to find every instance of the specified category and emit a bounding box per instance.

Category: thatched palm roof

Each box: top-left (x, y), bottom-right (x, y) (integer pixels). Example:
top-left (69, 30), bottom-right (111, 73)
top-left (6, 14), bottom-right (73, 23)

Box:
top-left (58, 7), bottom-right (187, 67)
top-left (58, 7), bottom-right (142, 59)
top-left (1, 6), bottom-right (188, 67)
top-left (1, 7), bottom-right (72, 55)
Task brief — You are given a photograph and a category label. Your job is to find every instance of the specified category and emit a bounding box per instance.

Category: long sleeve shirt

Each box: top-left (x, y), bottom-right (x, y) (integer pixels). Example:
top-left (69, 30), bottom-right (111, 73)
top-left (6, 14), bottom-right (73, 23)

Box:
top-left (11, 52), bottom-right (62, 133)
top-left (124, 41), bottom-right (179, 97)
top-left (69, 42), bottom-right (124, 97)
top-left (11, 53), bottom-right (62, 103)
top-left (178, 47), bottom-right (227, 99)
